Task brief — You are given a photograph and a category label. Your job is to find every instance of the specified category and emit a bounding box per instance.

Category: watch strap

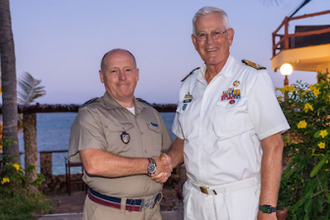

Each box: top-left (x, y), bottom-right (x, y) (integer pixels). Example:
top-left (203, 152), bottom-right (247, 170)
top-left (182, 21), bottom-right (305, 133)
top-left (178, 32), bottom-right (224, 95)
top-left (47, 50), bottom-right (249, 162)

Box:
top-left (259, 204), bottom-right (276, 214)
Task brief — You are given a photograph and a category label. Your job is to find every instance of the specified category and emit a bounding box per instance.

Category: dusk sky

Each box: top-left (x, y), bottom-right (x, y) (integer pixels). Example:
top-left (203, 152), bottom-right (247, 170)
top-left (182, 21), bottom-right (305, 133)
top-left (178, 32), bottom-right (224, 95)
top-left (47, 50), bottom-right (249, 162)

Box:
top-left (9, 0), bottom-right (330, 104)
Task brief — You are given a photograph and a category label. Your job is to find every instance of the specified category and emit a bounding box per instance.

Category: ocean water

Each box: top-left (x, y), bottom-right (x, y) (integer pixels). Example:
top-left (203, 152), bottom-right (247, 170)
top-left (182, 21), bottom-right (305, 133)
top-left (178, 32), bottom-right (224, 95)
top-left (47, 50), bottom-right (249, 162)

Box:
top-left (18, 112), bottom-right (176, 175)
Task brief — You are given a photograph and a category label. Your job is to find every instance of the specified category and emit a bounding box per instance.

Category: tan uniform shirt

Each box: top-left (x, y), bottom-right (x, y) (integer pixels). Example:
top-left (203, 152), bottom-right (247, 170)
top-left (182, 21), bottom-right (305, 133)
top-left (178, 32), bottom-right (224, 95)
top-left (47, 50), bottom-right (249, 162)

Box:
top-left (69, 92), bottom-right (172, 198)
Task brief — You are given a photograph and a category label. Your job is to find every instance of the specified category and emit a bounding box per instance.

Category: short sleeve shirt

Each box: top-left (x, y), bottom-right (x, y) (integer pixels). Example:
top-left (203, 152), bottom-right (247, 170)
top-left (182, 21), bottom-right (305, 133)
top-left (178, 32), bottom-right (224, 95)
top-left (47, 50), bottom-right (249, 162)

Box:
top-left (172, 55), bottom-right (290, 186)
top-left (69, 92), bottom-right (172, 198)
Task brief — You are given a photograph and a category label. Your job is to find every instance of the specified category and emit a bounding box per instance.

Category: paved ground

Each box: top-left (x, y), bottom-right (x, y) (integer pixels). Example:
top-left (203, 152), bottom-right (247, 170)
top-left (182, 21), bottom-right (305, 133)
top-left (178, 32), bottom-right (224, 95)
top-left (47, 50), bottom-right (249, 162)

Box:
top-left (38, 209), bottom-right (183, 220)
top-left (38, 186), bottom-right (183, 220)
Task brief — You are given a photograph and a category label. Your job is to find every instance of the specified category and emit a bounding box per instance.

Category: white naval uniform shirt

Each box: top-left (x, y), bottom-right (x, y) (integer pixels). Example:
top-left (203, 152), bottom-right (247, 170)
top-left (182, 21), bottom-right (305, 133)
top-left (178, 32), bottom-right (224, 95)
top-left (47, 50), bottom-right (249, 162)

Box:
top-left (172, 55), bottom-right (290, 186)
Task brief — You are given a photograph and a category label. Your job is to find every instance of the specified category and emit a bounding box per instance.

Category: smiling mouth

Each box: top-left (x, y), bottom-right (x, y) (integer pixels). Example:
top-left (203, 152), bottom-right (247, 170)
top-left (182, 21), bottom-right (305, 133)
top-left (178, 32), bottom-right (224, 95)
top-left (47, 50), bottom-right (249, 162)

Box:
top-left (206, 48), bottom-right (218, 52)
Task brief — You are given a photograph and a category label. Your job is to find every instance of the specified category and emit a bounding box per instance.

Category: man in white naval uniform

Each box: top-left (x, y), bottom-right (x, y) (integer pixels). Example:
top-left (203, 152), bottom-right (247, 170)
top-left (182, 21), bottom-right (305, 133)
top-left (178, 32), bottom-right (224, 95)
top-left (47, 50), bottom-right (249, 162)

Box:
top-left (153, 6), bottom-right (290, 220)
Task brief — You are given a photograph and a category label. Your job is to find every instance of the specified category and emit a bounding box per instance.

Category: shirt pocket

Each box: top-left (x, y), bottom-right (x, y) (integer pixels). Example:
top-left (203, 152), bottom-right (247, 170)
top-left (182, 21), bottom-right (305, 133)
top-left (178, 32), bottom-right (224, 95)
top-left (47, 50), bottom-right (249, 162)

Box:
top-left (175, 100), bottom-right (194, 138)
top-left (145, 122), bottom-right (162, 155)
top-left (104, 122), bottom-right (136, 155)
top-left (215, 98), bottom-right (253, 138)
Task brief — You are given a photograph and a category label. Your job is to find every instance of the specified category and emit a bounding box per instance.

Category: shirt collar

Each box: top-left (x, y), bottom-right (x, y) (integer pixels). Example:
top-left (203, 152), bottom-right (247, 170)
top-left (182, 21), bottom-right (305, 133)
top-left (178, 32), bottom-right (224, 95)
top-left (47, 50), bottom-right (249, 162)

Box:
top-left (101, 92), bottom-right (146, 115)
top-left (197, 54), bottom-right (235, 83)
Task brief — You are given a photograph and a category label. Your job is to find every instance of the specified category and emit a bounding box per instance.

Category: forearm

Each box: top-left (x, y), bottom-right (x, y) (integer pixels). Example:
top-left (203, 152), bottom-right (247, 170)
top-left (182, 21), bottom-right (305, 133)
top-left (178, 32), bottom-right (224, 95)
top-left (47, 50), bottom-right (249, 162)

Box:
top-left (258, 133), bottom-right (284, 219)
top-left (80, 148), bottom-right (149, 177)
top-left (167, 137), bottom-right (184, 168)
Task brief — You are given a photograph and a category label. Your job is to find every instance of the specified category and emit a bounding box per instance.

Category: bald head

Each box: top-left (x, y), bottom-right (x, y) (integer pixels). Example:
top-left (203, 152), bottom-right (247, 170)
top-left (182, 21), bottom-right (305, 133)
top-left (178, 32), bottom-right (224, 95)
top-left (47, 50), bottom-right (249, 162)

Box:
top-left (100, 49), bottom-right (137, 74)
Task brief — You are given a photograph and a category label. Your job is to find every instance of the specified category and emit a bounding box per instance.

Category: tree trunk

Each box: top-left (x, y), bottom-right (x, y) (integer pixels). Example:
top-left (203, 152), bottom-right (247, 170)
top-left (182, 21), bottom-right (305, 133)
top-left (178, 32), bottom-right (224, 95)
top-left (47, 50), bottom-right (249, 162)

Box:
top-left (0, 0), bottom-right (20, 163)
top-left (23, 112), bottom-right (38, 185)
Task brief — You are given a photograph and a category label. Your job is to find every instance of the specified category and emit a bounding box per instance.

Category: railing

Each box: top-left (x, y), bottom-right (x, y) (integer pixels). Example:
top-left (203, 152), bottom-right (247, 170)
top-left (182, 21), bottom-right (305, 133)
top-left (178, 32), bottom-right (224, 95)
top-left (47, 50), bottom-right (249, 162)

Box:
top-left (272, 10), bottom-right (330, 57)
top-left (39, 150), bottom-right (69, 177)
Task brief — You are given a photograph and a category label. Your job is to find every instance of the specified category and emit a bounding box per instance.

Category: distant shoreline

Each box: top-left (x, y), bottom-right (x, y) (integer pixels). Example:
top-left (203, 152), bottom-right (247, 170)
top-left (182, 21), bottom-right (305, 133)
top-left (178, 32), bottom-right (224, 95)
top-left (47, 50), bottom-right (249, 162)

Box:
top-left (1, 102), bottom-right (177, 114)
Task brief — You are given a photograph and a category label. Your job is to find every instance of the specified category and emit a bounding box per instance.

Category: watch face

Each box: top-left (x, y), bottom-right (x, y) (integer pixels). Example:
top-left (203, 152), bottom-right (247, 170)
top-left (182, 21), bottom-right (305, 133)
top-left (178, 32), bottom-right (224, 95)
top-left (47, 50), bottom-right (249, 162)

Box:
top-left (148, 164), bottom-right (156, 174)
top-left (262, 205), bottom-right (271, 213)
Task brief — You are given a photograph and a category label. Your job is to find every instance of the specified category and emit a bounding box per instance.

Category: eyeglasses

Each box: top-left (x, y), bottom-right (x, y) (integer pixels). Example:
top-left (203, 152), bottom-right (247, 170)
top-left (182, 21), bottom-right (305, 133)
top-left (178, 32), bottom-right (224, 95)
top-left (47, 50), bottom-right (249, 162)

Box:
top-left (195, 29), bottom-right (229, 41)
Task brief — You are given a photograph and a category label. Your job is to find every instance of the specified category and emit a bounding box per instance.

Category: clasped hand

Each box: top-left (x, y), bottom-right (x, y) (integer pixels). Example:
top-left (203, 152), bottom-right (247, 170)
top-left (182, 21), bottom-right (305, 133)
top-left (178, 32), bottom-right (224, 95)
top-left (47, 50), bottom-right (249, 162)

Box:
top-left (150, 153), bottom-right (172, 183)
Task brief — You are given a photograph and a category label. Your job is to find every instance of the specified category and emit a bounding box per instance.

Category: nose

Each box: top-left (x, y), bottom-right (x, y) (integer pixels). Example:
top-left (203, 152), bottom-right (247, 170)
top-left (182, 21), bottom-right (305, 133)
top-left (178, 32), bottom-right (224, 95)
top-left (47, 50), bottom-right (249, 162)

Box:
top-left (119, 71), bottom-right (127, 81)
top-left (206, 34), bottom-right (214, 44)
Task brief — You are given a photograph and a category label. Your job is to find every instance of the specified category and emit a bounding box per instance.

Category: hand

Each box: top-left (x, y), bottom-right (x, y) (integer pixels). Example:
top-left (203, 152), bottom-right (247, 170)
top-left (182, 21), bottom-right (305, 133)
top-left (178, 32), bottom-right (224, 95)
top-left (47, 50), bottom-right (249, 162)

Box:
top-left (159, 153), bottom-right (172, 171)
top-left (150, 154), bottom-right (172, 183)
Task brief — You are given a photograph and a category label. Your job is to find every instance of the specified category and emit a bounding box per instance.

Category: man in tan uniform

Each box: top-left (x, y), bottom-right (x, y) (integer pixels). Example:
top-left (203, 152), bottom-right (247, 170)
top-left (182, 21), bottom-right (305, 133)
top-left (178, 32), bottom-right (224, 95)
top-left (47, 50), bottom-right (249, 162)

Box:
top-left (69, 48), bottom-right (172, 220)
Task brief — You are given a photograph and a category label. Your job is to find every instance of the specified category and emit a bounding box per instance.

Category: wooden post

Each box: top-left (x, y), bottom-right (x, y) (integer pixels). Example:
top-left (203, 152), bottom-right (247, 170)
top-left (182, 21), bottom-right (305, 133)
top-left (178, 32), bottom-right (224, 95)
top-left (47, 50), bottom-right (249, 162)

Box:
top-left (284, 17), bottom-right (289, 49)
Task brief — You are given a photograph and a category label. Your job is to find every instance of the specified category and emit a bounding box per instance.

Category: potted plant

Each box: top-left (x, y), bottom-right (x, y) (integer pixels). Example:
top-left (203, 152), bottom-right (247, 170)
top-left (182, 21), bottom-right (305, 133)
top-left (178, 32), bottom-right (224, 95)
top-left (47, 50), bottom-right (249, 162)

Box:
top-left (276, 72), bottom-right (330, 219)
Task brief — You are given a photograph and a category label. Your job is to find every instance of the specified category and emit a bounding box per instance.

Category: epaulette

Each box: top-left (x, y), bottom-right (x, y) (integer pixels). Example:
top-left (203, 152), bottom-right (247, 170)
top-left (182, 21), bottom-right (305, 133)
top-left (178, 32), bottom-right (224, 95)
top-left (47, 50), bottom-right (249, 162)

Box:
top-left (136, 98), bottom-right (152, 106)
top-left (242, 59), bottom-right (266, 70)
top-left (80, 97), bottom-right (98, 108)
top-left (181, 67), bottom-right (200, 82)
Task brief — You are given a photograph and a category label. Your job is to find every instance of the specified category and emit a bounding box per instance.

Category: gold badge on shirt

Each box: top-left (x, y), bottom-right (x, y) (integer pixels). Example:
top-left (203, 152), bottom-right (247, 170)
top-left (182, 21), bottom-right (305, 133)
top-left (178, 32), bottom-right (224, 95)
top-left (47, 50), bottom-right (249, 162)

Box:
top-left (233, 80), bottom-right (240, 87)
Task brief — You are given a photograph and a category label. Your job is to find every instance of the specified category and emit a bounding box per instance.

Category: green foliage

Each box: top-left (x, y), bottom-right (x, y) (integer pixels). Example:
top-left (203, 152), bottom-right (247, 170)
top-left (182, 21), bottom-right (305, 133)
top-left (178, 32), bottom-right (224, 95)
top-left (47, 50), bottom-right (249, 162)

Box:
top-left (0, 187), bottom-right (52, 220)
top-left (277, 72), bottom-right (330, 219)
top-left (0, 142), bottom-right (52, 219)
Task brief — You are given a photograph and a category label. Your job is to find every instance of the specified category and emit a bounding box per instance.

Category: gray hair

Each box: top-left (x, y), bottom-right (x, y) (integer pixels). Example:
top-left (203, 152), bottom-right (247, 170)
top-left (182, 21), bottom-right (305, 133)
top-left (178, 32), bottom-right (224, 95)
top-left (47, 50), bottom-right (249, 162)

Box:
top-left (192, 6), bottom-right (231, 36)
top-left (100, 48), bottom-right (137, 74)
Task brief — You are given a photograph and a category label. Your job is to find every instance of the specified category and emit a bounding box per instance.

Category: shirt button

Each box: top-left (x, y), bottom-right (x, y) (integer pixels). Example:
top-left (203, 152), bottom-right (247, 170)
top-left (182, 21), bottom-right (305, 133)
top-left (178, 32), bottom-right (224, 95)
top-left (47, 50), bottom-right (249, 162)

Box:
top-left (141, 132), bottom-right (143, 135)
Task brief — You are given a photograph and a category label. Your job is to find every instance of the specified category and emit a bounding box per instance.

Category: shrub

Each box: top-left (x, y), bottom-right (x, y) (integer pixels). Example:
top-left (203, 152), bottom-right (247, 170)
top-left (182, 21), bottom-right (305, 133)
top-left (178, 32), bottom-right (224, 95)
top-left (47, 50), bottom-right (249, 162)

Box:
top-left (0, 139), bottom-right (52, 220)
top-left (277, 72), bottom-right (330, 219)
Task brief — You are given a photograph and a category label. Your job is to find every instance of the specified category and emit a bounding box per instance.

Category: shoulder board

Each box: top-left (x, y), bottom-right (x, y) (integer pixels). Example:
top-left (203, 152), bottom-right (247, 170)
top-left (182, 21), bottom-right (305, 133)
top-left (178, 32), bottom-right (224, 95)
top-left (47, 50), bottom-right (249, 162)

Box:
top-left (181, 67), bottom-right (200, 82)
top-left (242, 59), bottom-right (266, 70)
top-left (80, 97), bottom-right (98, 108)
top-left (136, 98), bottom-right (152, 106)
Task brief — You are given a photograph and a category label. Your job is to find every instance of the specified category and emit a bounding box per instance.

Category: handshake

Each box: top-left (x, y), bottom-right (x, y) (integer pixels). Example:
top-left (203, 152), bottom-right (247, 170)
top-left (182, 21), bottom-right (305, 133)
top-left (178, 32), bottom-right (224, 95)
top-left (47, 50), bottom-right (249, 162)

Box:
top-left (149, 153), bottom-right (173, 183)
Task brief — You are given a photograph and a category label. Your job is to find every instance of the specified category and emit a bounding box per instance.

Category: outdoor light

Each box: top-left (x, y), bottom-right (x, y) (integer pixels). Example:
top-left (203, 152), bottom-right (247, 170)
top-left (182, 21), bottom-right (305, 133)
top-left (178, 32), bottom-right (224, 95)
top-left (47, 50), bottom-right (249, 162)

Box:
top-left (280, 63), bottom-right (293, 86)
top-left (280, 63), bottom-right (293, 101)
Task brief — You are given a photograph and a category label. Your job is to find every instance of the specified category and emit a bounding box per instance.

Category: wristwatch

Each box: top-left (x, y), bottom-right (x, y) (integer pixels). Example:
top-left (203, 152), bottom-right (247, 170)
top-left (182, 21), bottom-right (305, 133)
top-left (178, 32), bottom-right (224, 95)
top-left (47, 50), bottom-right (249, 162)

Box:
top-left (259, 204), bottom-right (276, 214)
top-left (147, 158), bottom-right (157, 176)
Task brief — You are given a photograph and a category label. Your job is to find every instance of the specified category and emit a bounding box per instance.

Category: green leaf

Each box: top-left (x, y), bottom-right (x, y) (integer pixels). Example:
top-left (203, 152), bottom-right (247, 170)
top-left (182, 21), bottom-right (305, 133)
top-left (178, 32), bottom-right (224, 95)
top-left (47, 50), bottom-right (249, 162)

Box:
top-left (310, 153), bottom-right (329, 178)
top-left (314, 130), bottom-right (320, 138)
top-left (304, 198), bottom-right (313, 214)
top-left (295, 198), bottom-right (305, 208)
top-left (325, 206), bottom-right (330, 220)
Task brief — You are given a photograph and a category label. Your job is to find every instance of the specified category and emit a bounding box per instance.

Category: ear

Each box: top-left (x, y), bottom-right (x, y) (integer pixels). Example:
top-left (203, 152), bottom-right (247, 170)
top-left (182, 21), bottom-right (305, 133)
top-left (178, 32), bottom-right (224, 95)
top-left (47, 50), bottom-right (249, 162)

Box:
top-left (227, 28), bottom-right (235, 46)
top-left (136, 68), bottom-right (140, 81)
top-left (99, 70), bottom-right (104, 84)
top-left (191, 34), bottom-right (198, 50)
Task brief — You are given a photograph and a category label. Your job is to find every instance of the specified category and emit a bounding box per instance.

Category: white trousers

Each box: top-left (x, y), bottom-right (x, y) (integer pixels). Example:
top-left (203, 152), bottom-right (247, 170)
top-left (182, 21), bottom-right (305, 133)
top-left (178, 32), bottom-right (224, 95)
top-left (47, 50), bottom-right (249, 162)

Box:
top-left (183, 178), bottom-right (261, 220)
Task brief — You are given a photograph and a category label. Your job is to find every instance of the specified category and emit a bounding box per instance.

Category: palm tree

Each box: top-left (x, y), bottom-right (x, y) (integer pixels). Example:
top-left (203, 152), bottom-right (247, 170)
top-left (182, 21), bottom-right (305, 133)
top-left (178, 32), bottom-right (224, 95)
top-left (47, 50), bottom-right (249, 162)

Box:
top-left (0, 0), bottom-right (20, 163)
top-left (18, 72), bottom-right (45, 185)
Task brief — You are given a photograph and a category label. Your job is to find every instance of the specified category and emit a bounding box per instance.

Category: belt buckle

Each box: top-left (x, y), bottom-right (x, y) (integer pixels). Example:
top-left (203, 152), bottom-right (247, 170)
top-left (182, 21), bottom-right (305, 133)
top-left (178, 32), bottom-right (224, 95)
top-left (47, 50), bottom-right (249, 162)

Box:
top-left (142, 198), bottom-right (154, 209)
top-left (199, 186), bottom-right (209, 195)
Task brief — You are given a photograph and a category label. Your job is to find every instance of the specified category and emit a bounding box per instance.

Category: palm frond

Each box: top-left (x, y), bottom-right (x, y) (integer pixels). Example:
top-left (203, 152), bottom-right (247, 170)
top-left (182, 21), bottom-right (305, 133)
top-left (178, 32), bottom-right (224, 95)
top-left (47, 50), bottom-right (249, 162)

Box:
top-left (17, 72), bottom-right (46, 106)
